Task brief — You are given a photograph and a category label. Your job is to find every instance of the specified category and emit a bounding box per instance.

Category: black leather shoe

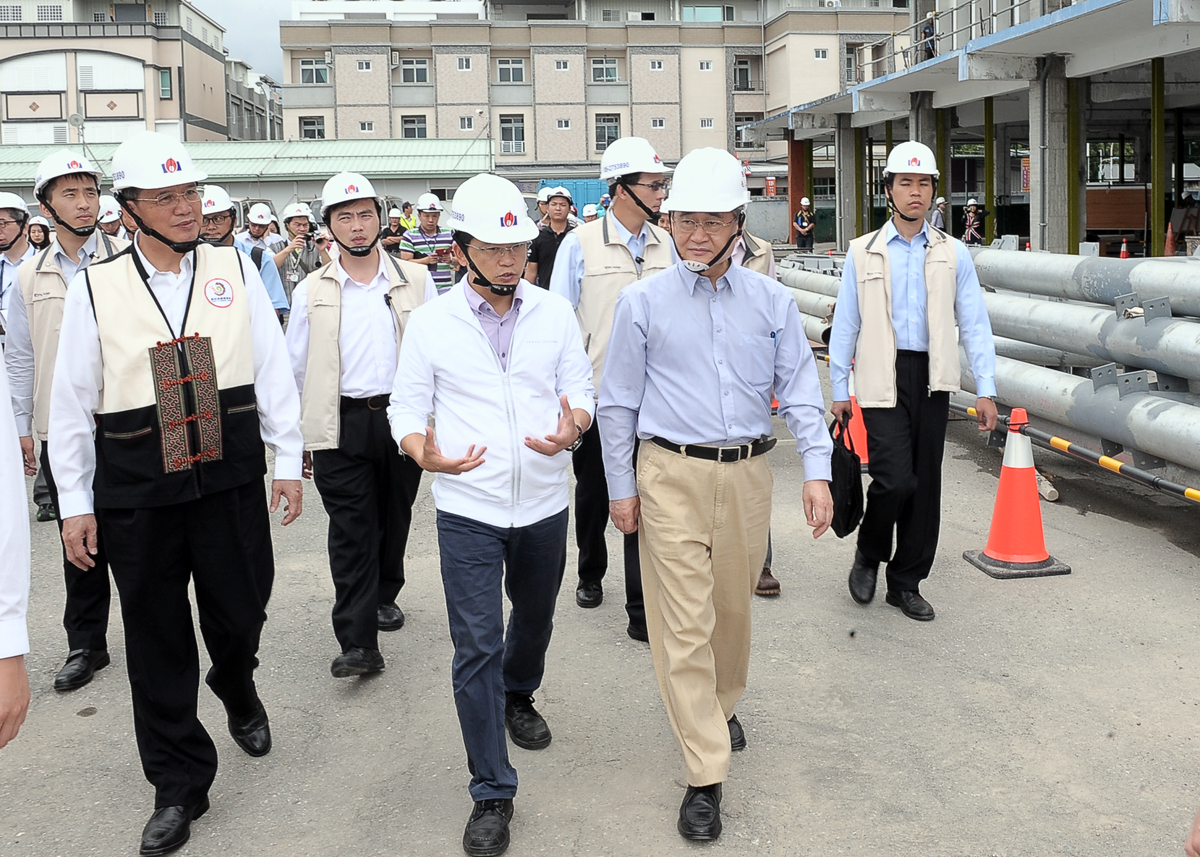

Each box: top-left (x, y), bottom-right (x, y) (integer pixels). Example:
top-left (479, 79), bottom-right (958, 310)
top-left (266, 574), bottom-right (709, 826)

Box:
top-left (626, 621), bottom-right (649, 643)
top-left (139, 797), bottom-right (209, 856)
top-left (505, 692), bottom-right (551, 750)
top-left (575, 581), bottom-right (603, 608)
top-left (885, 590), bottom-right (936, 621)
top-left (330, 647), bottom-right (385, 678)
top-left (227, 702), bottom-right (271, 757)
top-left (678, 783), bottom-right (722, 841)
top-left (377, 602), bottom-right (405, 632)
top-left (53, 649), bottom-right (110, 691)
top-left (848, 551), bottom-right (879, 605)
top-left (728, 715), bottom-right (746, 752)
top-left (36, 502), bottom-right (57, 522)
top-left (462, 798), bottom-right (513, 857)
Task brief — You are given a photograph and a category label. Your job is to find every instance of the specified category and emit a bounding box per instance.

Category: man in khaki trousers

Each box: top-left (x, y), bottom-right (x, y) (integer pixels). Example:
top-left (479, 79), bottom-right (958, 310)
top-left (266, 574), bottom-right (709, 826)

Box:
top-left (598, 147), bottom-right (834, 842)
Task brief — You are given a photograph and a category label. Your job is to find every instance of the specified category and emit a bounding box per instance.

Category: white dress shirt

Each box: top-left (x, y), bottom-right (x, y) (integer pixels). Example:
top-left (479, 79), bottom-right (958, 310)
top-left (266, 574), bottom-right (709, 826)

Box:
top-left (0, 345), bottom-right (30, 659)
top-left (286, 253), bottom-right (438, 398)
top-left (48, 235), bottom-right (305, 519)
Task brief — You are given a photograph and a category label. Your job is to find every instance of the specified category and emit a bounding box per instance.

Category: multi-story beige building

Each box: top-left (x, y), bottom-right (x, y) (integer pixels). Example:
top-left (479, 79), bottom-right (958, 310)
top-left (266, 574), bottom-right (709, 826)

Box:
top-left (0, 0), bottom-right (230, 144)
top-left (280, 0), bottom-right (910, 186)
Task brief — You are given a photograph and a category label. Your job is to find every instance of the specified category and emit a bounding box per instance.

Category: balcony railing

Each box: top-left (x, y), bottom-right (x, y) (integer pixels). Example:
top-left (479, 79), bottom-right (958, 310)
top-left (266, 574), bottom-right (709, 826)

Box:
top-left (733, 79), bottom-right (763, 92)
top-left (501, 140), bottom-right (526, 154)
top-left (0, 22), bottom-right (180, 38)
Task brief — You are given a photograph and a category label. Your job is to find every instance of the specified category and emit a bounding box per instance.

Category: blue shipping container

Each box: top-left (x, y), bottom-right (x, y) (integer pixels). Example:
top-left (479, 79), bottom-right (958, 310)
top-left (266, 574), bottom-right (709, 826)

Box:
top-left (537, 178), bottom-right (609, 210)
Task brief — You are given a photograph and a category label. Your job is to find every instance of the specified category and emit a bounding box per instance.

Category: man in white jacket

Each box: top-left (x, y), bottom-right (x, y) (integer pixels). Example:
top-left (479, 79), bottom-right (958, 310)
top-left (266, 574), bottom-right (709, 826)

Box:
top-left (388, 173), bottom-right (594, 857)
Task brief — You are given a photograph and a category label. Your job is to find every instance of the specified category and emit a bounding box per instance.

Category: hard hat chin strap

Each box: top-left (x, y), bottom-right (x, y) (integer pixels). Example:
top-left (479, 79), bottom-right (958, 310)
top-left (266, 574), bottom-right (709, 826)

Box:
top-left (617, 179), bottom-right (661, 225)
top-left (0, 212), bottom-right (28, 252)
top-left (330, 232), bottom-right (379, 258)
top-left (38, 196), bottom-right (97, 239)
top-left (673, 211), bottom-right (744, 274)
top-left (204, 214), bottom-right (235, 246)
top-left (462, 246), bottom-right (517, 296)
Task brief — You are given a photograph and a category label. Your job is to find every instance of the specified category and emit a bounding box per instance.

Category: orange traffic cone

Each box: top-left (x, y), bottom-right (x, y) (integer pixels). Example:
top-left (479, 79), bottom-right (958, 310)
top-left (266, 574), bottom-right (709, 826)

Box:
top-left (1119, 238), bottom-right (1130, 259)
top-left (1166, 222), bottom-right (1177, 256)
top-left (828, 249), bottom-right (834, 257)
top-left (963, 408), bottom-right (1070, 579)
top-left (846, 371), bottom-right (869, 467)
top-left (1025, 241), bottom-right (1030, 251)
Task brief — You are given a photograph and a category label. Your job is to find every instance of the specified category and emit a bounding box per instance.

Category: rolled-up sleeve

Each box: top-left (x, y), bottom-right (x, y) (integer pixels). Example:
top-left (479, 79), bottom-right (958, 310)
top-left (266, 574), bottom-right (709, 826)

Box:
top-left (596, 290), bottom-right (646, 501)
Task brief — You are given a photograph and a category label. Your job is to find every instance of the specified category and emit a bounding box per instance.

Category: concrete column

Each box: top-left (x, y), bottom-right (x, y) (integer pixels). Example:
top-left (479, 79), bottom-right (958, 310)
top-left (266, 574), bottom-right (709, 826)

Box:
top-left (788, 137), bottom-right (807, 243)
top-left (1151, 57), bottom-right (1166, 256)
top-left (910, 91), bottom-right (935, 152)
top-left (984, 97), bottom-right (996, 244)
top-left (1067, 79), bottom-right (1085, 254)
top-left (835, 113), bottom-right (858, 249)
top-left (1029, 55), bottom-right (1069, 252)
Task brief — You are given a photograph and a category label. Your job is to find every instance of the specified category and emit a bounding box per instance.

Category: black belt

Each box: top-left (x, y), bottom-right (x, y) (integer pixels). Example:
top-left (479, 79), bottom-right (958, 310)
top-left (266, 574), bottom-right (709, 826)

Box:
top-left (651, 436), bottom-right (776, 463)
top-left (340, 395), bottom-right (390, 411)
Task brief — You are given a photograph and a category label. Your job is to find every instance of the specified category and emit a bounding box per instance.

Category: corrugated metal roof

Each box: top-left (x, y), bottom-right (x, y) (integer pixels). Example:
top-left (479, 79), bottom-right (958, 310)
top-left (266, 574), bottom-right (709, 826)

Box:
top-left (0, 138), bottom-right (493, 191)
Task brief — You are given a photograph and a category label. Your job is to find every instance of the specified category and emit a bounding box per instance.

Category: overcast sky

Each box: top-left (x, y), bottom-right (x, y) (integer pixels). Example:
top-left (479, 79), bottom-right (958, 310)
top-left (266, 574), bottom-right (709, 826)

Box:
top-left (192, 0), bottom-right (290, 81)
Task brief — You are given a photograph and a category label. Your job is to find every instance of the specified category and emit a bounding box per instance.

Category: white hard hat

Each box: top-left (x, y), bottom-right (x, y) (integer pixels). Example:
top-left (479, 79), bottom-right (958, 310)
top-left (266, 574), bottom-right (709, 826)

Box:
top-left (800, 197), bottom-right (811, 206)
top-left (321, 172), bottom-right (380, 219)
top-left (415, 192), bottom-right (443, 213)
top-left (448, 173), bottom-right (539, 244)
top-left (110, 132), bottom-right (207, 192)
top-left (98, 194), bottom-right (122, 223)
top-left (388, 208), bottom-right (403, 218)
top-left (935, 196), bottom-right (946, 205)
top-left (967, 198), bottom-right (978, 206)
top-left (536, 187), bottom-right (552, 203)
top-left (28, 215), bottom-right (50, 229)
top-left (662, 148), bottom-right (749, 214)
top-left (201, 185), bottom-right (235, 214)
top-left (545, 185), bottom-right (572, 202)
top-left (582, 204), bottom-right (598, 217)
top-left (0, 192), bottom-right (29, 217)
top-left (281, 202), bottom-right (313, 221)
top-left (33, 149), bottom-right (103, 197)
top-left (247, 203), bottom-right (273, 225)
top-left (600, 137), bottom-right (666, 181)
top-left (882, 141), bottom-right (939, 178)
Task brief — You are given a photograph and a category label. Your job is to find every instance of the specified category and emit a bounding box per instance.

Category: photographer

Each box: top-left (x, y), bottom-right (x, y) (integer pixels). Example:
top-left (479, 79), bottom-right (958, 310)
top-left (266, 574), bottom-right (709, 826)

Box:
top-left (276, 202), bottom-right (329, 304)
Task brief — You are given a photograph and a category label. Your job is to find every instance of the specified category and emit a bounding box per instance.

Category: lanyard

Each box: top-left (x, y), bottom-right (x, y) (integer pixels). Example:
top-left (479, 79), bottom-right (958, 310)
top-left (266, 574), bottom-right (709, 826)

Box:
top-left (129, 245), bottom-right (199, 340)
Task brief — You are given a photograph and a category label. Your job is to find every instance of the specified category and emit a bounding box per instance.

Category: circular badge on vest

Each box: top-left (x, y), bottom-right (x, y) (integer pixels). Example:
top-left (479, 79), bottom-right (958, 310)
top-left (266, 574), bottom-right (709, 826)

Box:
top-left (204, 278), bottom-right (234, 308)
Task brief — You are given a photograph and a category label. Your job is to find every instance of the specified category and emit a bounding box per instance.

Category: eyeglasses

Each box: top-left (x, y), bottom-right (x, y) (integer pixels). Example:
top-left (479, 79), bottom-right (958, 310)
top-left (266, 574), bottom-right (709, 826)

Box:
top-left (0, 219), bottom-right (21, 230)
top-left (202, 213), bottom-right (232, 225)
top-left (629, 181), bottom-right (671, 193)
top-left (672, 216), bottom-right (737, 236)
top-left (131, 188), bottom-right (202, 209)
top-left (467, 242), bottom-right (529, 260)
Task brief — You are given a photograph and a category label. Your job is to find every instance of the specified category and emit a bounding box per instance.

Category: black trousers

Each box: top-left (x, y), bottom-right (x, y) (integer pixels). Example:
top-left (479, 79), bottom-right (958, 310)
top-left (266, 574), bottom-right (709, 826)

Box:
top-left (312, 404), bottom-right (423, 652)
top-left (102, 479), bottom-right (274, 807)
top-left (856, 351), bottom-right (950, 593)
top-left (571, 421), bottom-right (644, 626)
top-left (41, 443), bottom-right (111, 651)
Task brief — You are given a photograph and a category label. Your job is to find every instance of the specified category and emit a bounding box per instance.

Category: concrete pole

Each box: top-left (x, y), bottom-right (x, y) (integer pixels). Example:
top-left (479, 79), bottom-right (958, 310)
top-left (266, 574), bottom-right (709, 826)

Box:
top-left (984, 97), bottom-right (995, 244)
top-left (936, 108), bottom-right (950, 233)
top-left (855, 126), bottom-right (866, 238)
top-left (788, 136), bottom-right (806, 243)
top-left (1066, 79), bottom-right (1081, 254)
top-left (1029, 55), bottom-right (1069, 252)
top-left (805, 139), bottom-right (815, 208)
top-left (1151, 57), bottom-right (1166, 257)
top-left (910, 91), bottom-right (935, 151)
top-left (835, 113), bottom-right (858, 249)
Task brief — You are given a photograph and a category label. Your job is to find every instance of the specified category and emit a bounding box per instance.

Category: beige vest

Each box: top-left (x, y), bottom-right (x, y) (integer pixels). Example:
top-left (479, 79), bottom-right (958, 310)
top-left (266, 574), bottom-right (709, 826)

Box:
top-left (739, 231), bottom-right (773, 276)
top-left (847, 225), bottom-right (960, 408)
top-left (574, 212), bottom-right (673, 392)
top-left (18, 232), bottom-right (126, 440)
top-left (300, 254), bottom-right (430, 450)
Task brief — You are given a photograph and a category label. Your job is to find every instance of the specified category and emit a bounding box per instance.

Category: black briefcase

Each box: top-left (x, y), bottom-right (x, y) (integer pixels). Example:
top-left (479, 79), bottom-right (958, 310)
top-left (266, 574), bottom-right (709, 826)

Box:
top-left (829, 420), bottom-right (864, 539)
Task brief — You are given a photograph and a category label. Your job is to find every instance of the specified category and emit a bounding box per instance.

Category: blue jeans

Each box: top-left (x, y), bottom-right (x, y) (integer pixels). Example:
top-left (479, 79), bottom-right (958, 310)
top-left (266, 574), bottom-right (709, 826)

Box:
top-left (436, 507), bottom-right (568, 800)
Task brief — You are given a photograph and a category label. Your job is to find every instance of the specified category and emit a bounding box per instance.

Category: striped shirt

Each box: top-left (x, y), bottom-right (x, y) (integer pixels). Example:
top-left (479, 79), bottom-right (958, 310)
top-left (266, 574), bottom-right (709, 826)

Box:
top-left (400, 227), bottom-right (455, 290)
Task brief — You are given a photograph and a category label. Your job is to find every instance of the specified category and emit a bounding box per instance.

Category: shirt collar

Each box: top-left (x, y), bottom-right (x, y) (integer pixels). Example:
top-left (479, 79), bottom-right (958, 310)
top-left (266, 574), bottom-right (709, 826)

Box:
top-left (53, 230), bottom-right (99, 267)
top-left (884, 217), bottom-right (930, 246)
top-left (608, 211), bottom-right (648, 248)
top-left (678, 261), bottom-right (736, 297)
top-left (335, 251), bottom-right (389, 291)
top-left (464, 279), bottom-right (525, 317)
top-left (132, 233), bottom-right (193, 280)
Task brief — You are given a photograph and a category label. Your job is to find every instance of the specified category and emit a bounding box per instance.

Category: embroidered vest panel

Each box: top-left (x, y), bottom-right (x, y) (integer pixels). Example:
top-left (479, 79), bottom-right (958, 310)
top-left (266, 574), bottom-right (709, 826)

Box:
top-left (86, 244), bottom-right (264, 508)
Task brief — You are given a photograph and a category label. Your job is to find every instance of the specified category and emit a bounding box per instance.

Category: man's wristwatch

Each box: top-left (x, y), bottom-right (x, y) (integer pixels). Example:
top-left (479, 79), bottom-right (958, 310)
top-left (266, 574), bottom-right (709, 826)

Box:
top-left (566, 423), bottom-right (585, 453)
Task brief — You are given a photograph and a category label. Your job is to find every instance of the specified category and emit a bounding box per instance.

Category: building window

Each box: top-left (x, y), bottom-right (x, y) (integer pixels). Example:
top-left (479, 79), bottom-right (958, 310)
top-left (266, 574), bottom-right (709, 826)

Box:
top-left (36, 4), bottom-right (63, 21)
top-left (154, 11), bottom-right (168, 25)
top-left (359, 121), bottom-right (374, 132)
top-left (300, 117), bottom-right (325, 140)
top-left (402, 116), bottom-right (427, 138)
top-left (201, 26), bottom-right (208, 42)
top-left (700, 118), bottom-right (714, 129)
top-left (601, 9), bottom-right (620, 20)
top-left (497, 59), bottom-right (525, 83)
top-left (735, 59), bottom-right (752, 91)
top-left (555, 60), bottom-right (569, 71)
top-left (698, 60), bottom-right (713, 71)
top-left (159, 69), bottom-right (172, 99)
top-left (595, 114), bottom-right (619, 152)
top-left (640, 11), bottom-right (656, 19)
top-left (92, 11), bottom-right (105, 21)
top-left (301, 59), bottom-right (329, 85)
top-left (357, 60), bottom-right (372, 72)
top-left (682, 5), bottom-right (733, 21)
top-left (651, 117), bottom-right (665, 129)
top-left (400, 58), bottom-right (428, 83)
top-left (458, 57), bottom-right (472, 71)
top-left (499, 115), bottom-right (525, 154)
top-left (649, 60), bottom-right (663, 71)
top-left (814, 48), bottom-right (828, 60)
top-left (0, 6), bottom-right (24, 21)
top-left (813, 176), bottom-right (835, 199)
top-left (460, 116), bottom-right (474, 131)
top-left (591, 58), bottom-right (618, 83)
top-left (735, 114), bottom-right (762, 147)
top-left (845, 44), bottom-right (858, 82)
top-left (557, 118), bottom-right (571, 129)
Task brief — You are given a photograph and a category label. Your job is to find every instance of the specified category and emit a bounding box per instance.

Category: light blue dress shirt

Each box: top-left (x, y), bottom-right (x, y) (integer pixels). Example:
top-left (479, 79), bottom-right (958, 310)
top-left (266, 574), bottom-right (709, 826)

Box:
top-left (548, 211), bottom-right (678, 308)
top-left (598, 261), bottom-right (833, 501)
top-left (247, 247), bottom-right (290, 311)
top-left (829, 219), bottom-right (996, 402)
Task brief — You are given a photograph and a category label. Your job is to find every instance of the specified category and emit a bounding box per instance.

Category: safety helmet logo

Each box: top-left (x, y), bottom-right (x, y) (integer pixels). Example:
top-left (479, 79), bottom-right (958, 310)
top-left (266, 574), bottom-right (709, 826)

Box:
top-left (67, 160), bottom-right (83, 170)
top-left (499, 211), bottom-right (517, 227)
top-left (346, 184), bottom-right (359, 194)
top-left (908, 157), bottom-right (921, 167)
top-left (162, 158), bottom-right (180, 174)
top-left (653, 154), bottom-right (662, 165)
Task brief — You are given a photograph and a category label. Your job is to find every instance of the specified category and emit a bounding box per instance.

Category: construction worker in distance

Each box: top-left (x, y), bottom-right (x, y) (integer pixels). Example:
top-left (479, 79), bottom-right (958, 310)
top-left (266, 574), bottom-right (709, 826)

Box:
top-left (535, 185), bottom-right (552, 224)
top-left (276, 202), bottom-right (329, 305)
top-left (235, 202), bottom-right (284, 254)
top-left (525, 185), bottom-right (574, 288)
top-left (599, 147), bottom-right (833, 843)
top-left (286, 172), bottom-right (437, 679)
top-left (388, 172), bottom-right (594, 857)
top-left (26, 216), bottom-right (51, 251)
top-left (794, 196), bottom-right (815, 251)
top-left (397, 200), bottom-right (419, 232)
top-left (98, 194), bottom-right (127, 239)
top-left (549, 136), bottom-right (677, 641)
top-left (7, 151), bottom-right (127, 692)
top-left (50, 131), bottom-right (303, 856)
top-left (962, 197), bottom-right (989, 245)
top-left (399, 192), bottom-right (455, 293)
top-left (830, 140), bottom-right (998, 622)
top-left (199, 185), bottom-right (291, 321)
top-left (380, 207), bottom-right (408, 256)
top-left (930, 196), bottom-right (946, 230)
top-left (581, 203), bottom-right (598, 223)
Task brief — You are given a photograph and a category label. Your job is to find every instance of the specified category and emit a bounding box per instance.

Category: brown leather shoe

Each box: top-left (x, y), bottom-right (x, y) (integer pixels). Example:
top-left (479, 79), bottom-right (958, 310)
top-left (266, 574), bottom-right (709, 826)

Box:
top-left (754, 568), bottom-right (780, 597)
